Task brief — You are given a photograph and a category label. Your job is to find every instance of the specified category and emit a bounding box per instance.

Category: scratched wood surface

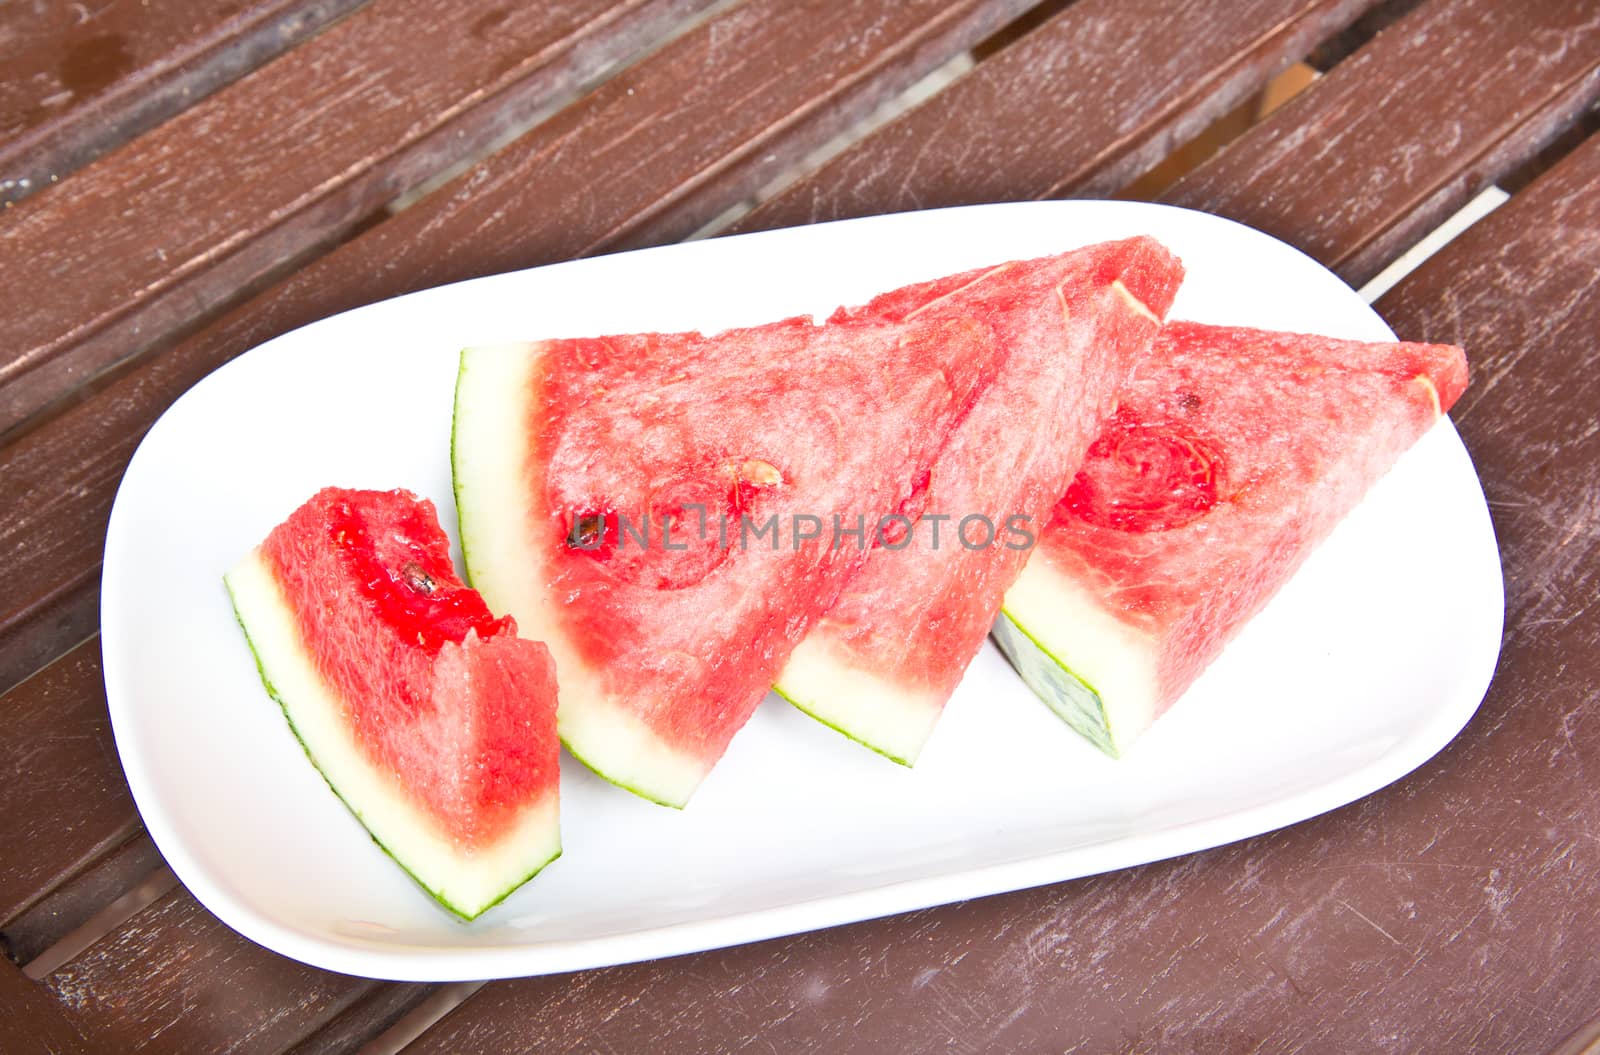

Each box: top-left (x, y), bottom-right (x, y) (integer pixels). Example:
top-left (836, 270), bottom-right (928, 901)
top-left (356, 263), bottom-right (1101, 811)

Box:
top-left (38, 887), bottom-right (390, 1055)
top-left (0, 646), bottom-right (138, 928)
top-left (0, 0), bottom-right (715, 439)
top-left (1160, 0), bottom-right (1600, 287)
top-left (2, 0), bottom-right (1600, 1051)
top-left (0, 0), bottom-right (367, 206)
top-left (731, 0), bottom-right (1380, 233)
top-left (0, 959), bottom-right (90, 1055)
top-left (2, 834), bottom-right (167, 967)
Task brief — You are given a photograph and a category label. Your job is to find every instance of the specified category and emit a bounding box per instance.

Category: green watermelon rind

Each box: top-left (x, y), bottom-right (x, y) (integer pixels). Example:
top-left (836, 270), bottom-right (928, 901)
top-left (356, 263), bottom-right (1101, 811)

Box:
top-left (991, 608), bottom-right (1119, 759)
top-left (224, 562), bottom-right (561, 921)
top-left (770, 682), bottom-right (916, 768)
top-left (451, 345), bottom-right (709, 810)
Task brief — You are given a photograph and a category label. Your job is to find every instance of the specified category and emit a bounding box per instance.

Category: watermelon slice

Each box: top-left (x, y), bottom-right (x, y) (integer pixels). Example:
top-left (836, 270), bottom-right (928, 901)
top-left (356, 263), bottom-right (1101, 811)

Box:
top-left (773, 237), bottom-right (1185, 764)
top-left (995, 321), bottom-right (1469, 756)
top-left (453, 310), bottom-right (1008, 806)
top-left (225, 488), bottom-right (561, 919)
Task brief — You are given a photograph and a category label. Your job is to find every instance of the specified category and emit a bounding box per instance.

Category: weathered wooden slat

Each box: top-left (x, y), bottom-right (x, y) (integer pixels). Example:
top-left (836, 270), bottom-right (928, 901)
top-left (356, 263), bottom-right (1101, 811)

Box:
top-left (0, 644), bottom-right (428, 1052)
top-left (0, 0), bottom-right (716, 439)
top-left (40, 887), bottom-right (384, 1055)
top-left (732, 0), bottom-right (1379, 234)
top-left (280, 0), bottom-right (1040, 299)
top-left (280, 982), bottom-right (437, 1055)
top-left (1, 834), bottom-right (165, 968)
top-left (0, 644), bottom-right (139, 931)
top-left (398, 131), bottom-right (1600, 1055)
top-left (0, 576), bottom-right (96, 699)
top-left (1161, 0), bottom-right (1600, 287)
top-left (0, 0), bottom-right (1036, 708)
top-left (0, 0), bottom-right (367, 207)
top-left (0, 960), bottom-right (90, 1055)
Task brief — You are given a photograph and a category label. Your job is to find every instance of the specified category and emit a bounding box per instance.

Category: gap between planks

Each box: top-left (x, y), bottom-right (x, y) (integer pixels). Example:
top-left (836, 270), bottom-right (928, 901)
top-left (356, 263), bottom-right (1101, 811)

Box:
top-left (21, 867), bottom-right (179, 981)
top-left (1358, 186), bottom-right (1511, 303)
top-left (384, 0), bottom-right (747, 217)
top-left (354, 982), bottom-right (485, 1055)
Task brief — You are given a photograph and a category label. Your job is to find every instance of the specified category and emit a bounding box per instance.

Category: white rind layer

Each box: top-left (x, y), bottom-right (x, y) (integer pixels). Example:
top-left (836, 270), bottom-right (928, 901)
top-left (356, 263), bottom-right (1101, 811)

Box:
top-left (999, 555), bottom-right (1160, 757)
top-left (775, 635), bottom-right (942, 766)
top-left (452, 343), bottom-right (708, 808)
top-left (225, 548), bottom-right (561, 919)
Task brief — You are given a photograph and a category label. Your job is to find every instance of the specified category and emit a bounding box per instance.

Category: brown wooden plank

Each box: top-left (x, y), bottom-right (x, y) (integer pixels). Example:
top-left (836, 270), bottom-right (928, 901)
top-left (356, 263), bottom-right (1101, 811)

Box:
top-left (1553, 1014), bottom-right (1600, 1055)
top-left (280, 982), bottom-right (437, 1055)
top-left (39, 887), bottom-right (385, 1055)
top-left (732, 0), bottom-right (1379, 235)
top-left (0, 960), bottom-right (90, 1055)
top-left (1162, 0), bottom-right (1600, 287)
top-left (0, 0), bottom-right (1035, 693)
top-left (0, 576), bottom-right (96, 699)
top-left (1, 834), bottom-right (166, 968)
top-left (0, 0), bottom-right (367, 207)
top-left (272, 0), bottom-right (1041, 299)
top-left (0, 0), bottom-right (716, 440)
top-left (400, 132), bottom-right (1600, 1055)
top-left (0, 643), bottom-right (140, 931)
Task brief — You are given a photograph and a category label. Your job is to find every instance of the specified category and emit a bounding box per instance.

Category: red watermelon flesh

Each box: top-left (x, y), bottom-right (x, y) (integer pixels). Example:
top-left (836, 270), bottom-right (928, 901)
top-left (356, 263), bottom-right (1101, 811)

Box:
top-left (774, 237), bottom-right (1185, 763)
top-left (453, 309), bottom-right (1009, 806)
top-left (226, 487), bottom-right (561, 919)
top-left (995, 321), bottom-right (1469, 756)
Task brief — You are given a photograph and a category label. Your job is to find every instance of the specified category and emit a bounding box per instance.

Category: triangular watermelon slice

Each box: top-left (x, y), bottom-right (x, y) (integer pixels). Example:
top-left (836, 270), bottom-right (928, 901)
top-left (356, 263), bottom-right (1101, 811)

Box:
top-left (225, 488), bottom-right (562, 919)
top-left (995, 321), bottom-right (1469, 756)
top-left (452, 309), bottom-right (1009, 806)
top-left (773, 237), bottom-right (1185, 764)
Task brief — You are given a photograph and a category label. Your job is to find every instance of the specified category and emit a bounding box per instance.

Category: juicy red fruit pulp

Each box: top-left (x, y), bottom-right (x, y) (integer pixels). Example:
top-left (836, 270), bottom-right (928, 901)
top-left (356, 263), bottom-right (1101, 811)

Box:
top-left (560, 458), bottom-right (786, 590)
top-left (326, 496), bottom-right (510, 652)
top-left (1062, 408), bottom-right (1224, 533)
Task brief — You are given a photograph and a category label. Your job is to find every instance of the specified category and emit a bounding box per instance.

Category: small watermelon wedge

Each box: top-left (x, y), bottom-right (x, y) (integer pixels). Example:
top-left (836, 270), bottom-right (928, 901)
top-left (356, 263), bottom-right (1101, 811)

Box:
top-left (995, 321), bottom-right (1469, 756)
top-left (225, 488), bottom-right (561, 919)
top-left (774, 237), bottom-right (1185, 764)
top-left (453, 310), bottom-right (1007, 806)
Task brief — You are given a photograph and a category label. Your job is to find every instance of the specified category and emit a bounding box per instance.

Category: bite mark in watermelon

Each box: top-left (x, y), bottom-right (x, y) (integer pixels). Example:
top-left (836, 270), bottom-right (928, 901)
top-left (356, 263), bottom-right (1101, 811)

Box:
top-left (996, 322), bottom-right (1469, 756)
top-left (225, 488), bottom-right (561, 919)
top-left (773, 237), bottom-right (1185, 764)
top-left (452, 310), bottom-right (1008, 807)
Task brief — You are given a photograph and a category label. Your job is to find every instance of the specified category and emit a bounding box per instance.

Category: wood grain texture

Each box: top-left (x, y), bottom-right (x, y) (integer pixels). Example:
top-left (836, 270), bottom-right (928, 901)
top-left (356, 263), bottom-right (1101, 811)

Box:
top-left (397, 133), bottom-right (1600, 1055)
top-left (0, 643), bottom-right (139, 930)
top-left (1162, 0), bottom-right (1600, 287)
top-left (0, 0), bottom-right (715, 439)
top-left (39, 887), bottom-right (384, 1055)
top-left (2, 834), bottom-right (165, 968)
top-left (0, 576), bottom-right (96, 699)
top-left (0, 960), bottom-right (90, 1055)
top-left (279, 982), bottom-right (436, 1055)
top-left (732, 0), bottom-right (1379, 234)
top-left (0, 0), bottom-right (1034, 699)
top-left (0, 0), bottom-right (367, 206)
top-left (288, 0), bottom-right (1040, 296)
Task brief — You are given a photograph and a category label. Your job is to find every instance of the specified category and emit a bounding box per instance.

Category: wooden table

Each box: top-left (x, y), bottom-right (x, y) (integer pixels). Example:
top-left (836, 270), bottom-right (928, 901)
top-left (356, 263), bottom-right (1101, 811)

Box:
top-left (4, 1), bottom-right (1599, 1051)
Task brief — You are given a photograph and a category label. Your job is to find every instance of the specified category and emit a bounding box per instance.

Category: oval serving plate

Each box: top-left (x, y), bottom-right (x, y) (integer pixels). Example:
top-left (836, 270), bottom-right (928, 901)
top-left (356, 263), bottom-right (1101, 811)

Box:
top-left (101, 200), bottom-right (1503, 980)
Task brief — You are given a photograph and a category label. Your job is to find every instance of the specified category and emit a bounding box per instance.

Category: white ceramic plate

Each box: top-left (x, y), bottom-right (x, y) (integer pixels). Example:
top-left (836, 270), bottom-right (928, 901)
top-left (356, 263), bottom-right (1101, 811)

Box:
top-left (102, 201), bottom-right (1503, 981)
